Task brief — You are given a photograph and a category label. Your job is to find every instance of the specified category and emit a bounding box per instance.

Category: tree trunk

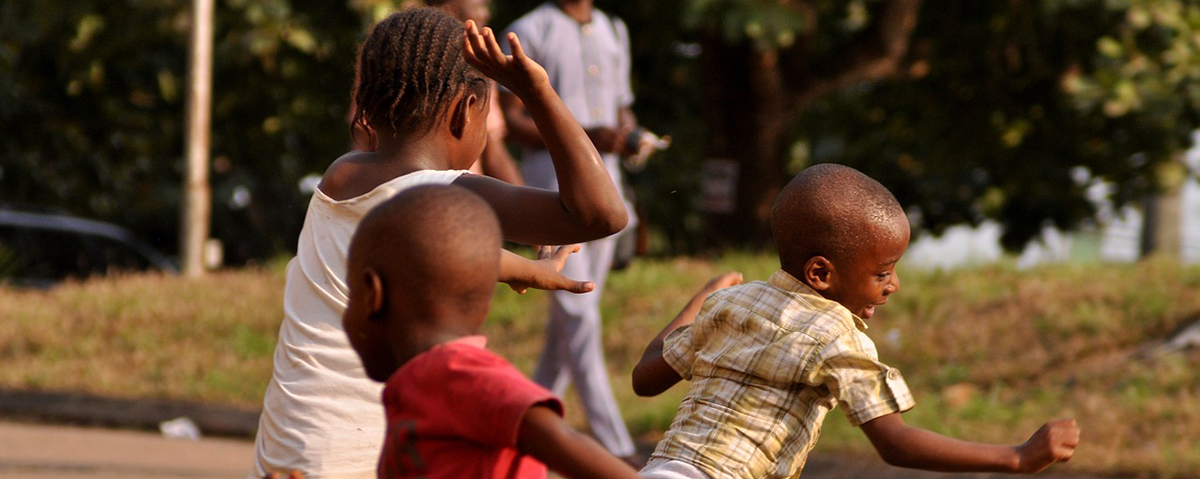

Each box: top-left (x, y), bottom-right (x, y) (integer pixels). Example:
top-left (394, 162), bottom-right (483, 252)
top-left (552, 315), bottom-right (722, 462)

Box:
top-left (1141, 190), bottom-right (1182, 259)
top-left (1140, 158), bottom-right (1188, 259)
top-left (182, 0), bottom-right (214, 276)
top-left (697, 0), bottom-right (924, 249)
top-left (700, 40), bottom-right (793, 249)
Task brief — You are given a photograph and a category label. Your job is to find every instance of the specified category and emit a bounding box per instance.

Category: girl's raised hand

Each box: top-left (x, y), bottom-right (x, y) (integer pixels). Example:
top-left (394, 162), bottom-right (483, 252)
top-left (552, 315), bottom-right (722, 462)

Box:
top-left (462, 20), bottom-right (549, 97)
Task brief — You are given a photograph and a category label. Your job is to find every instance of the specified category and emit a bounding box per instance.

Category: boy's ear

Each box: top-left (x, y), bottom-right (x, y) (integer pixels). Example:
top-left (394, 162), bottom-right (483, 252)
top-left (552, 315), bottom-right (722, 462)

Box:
top-left (363, 268), bottom-right (386, 319)
top-left (803, 256), bottom-right (834, 291)
top-left (449, 93), bottom-right (480, 139)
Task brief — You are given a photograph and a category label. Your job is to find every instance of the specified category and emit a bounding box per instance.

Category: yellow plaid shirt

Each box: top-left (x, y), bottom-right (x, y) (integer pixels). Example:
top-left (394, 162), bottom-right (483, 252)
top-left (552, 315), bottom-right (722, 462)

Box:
top-left (654, 270), bottom-right (915, 478)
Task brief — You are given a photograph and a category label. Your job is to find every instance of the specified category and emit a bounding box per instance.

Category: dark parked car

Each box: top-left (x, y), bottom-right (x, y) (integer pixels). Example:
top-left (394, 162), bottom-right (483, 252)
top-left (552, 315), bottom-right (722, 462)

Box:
top-left (0, 208), bottom-right (178, 287)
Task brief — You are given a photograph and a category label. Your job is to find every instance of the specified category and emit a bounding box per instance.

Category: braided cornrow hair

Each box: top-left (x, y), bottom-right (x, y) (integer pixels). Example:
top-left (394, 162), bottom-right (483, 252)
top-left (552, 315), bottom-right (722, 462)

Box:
top-left (351, 7), bottom-right (487, 143)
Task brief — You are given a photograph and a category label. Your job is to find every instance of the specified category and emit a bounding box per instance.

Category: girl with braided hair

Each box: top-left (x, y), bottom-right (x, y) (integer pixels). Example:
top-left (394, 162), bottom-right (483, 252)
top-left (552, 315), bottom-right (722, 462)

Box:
top-left (252, 8), bottom-right (628, 478)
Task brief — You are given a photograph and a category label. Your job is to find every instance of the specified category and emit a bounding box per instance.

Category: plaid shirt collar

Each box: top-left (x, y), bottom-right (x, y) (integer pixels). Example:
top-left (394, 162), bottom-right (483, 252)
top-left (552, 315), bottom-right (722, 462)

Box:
top-left (767, 269), bottom-right (870, 332)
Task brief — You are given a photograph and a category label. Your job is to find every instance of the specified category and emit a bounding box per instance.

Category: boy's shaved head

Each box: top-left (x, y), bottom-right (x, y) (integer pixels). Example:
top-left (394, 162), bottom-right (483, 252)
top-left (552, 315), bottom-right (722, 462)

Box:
top-left (771, 164), bottom-right (907, 274)
top-left (348, 184), bottom-right (501, 321)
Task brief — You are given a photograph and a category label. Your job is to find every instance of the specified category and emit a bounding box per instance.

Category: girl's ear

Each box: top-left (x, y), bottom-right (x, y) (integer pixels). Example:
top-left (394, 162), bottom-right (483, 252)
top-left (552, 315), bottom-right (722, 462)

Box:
top-left (449, 93), bottom-right (480, 139)
top-left (803, 256), bottom-right (835, 291)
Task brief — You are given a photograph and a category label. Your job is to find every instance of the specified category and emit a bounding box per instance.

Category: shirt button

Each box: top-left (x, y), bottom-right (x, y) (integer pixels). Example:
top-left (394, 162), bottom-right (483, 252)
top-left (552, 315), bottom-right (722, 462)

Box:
top-left (581, 24), bottom-right (592, 35)
top-left (591, 107), bottom-right (602, 118)
top-left (588, 65), bottom-right (599, 76)
top-left (887, 369), bottom-right (900, 380)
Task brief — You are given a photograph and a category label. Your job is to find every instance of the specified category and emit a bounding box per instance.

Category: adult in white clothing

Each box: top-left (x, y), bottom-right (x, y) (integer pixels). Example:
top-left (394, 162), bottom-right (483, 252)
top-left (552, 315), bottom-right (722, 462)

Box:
top-left (501, 0), bottom-right (640, 462)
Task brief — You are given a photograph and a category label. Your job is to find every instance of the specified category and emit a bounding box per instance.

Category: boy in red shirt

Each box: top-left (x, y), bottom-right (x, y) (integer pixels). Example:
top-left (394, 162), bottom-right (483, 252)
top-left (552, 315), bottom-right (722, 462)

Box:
top-left (342, 184), bottom-right (642, 479)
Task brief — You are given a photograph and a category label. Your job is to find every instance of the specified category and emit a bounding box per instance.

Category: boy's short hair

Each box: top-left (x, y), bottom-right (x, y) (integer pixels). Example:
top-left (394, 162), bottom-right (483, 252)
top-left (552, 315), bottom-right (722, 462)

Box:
top-left (347, 184), bottom-right (502, 317)
top-left (770, 163), bottom-right (906, 271)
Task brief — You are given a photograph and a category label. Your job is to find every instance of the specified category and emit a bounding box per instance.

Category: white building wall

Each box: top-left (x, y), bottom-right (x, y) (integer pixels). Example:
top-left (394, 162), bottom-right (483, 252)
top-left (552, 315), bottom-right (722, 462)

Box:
top-left (904, 132), bottom-right (1200, 270)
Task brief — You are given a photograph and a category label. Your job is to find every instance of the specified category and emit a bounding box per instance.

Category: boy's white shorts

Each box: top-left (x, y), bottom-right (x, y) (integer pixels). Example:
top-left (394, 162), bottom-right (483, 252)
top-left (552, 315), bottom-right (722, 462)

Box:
top-left (639, 458), bottom-right (711, 479)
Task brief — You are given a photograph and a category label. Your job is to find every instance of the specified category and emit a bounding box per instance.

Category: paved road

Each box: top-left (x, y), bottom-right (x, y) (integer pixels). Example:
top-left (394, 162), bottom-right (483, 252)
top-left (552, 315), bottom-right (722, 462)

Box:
top-left (0, 420), bottom-right (1103, 479)
top-left (0, 421), bottom-right (253, 479)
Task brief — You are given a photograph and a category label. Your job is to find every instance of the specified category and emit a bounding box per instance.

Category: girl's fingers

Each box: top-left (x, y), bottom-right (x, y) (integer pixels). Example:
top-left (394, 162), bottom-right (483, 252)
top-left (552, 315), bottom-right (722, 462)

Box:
top-left (464, 21), bottom-right (494, 67)
top-left (482, 27), bottom-right (507, 64)
top-left (471, 38), bottom-right (491, 63)
top-left (554, 244), bottom-right (582, 258)
top-left (463, 22), bottom-right (482, 61)
top-left (507, 32), bottom-right (527, 62)
top-left (565, 280), bottom-right (595, 294)
top-left (463, 31), bottom-right (479, 62)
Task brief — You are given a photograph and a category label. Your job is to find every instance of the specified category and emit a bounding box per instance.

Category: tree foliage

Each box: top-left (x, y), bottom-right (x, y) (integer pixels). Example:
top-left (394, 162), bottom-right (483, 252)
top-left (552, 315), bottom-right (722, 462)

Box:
top-left (671, 0), bottom-right (1200, 250)
top-left (1, 0), bottom-right (367, 261)
top-left (1, 0), bottom-right (1197, 260)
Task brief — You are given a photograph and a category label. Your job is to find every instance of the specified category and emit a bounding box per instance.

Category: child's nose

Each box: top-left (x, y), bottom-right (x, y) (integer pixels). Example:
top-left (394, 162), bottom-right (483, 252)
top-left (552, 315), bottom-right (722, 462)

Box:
top-left (886, 271), bottom-right (900, 294)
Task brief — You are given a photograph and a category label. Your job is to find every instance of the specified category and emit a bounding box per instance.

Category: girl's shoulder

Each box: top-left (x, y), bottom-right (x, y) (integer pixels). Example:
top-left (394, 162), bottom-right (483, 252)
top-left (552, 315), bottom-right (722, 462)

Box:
top-left (317, 155), bottom-right (469, 206)
top-left (316, 151), bottom-right (379, 202)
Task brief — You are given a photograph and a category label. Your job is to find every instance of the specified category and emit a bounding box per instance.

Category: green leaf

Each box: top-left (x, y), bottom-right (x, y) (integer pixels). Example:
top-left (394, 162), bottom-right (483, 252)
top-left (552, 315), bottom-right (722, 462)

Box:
top-left (1097, 36), bottom-right (1124, 57)
top-left (283, 27), bottom-right (316, 53)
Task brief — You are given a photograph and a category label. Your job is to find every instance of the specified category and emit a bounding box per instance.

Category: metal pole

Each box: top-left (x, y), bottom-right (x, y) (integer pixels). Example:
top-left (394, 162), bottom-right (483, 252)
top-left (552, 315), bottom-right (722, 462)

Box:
top-left (182, 0), bottom-right (213, 277)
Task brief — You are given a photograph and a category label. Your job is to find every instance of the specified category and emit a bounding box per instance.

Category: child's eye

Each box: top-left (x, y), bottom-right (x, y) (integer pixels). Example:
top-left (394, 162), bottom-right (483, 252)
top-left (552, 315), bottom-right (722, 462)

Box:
top-left (876, 272), bottom-right (890, 280)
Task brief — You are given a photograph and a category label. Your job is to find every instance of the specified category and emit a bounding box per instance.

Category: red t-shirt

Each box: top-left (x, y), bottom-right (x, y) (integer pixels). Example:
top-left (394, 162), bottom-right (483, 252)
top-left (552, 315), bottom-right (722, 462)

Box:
top-left (378, 335), bottom-right (563, 479)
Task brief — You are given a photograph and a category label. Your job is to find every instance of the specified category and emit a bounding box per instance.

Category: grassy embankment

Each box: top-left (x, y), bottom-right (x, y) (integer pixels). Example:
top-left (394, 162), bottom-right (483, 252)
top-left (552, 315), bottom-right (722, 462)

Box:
top-left (1, 253), bottom-right (1198, 477)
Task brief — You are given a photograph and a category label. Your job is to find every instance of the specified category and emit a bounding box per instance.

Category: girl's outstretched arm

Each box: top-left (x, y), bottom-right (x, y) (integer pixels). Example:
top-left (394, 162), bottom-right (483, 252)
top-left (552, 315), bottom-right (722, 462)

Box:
top-left (499, 247), bottom-right (593, 294)
top-left (457, 21), bottom-right (627, 246)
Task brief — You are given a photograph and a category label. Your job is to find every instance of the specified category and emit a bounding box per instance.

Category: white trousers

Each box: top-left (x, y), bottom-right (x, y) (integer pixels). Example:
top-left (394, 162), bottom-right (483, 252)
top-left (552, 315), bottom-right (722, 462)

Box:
top-left (640, 458), bottom-right (712, 479)
top-left (524, 152), bottom-right (636, 457)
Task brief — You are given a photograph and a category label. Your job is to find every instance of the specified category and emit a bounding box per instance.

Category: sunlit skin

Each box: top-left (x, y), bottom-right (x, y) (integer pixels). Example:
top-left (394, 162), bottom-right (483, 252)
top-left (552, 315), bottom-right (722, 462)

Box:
top-left (633, 164), bottom-right (1080, 475)
top-left (325, 12), bottom-right (628, 296)
top-left (801, 218), bottom-right (909, 320)
top-left (342, 185), bottom-right (642, 479)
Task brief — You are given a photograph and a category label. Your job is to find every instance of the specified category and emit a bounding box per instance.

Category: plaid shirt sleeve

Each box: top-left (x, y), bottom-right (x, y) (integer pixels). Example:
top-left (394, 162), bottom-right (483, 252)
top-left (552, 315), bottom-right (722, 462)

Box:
top-left (810, 329), bottom-right (916, 426)
top-left (661, 324), bottom-right (696, 380)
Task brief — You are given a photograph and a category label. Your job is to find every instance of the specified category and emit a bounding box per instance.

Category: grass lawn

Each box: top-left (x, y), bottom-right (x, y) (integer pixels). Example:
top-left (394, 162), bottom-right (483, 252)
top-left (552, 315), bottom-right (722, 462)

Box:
top-left (2, 253), bottom-right (1199, 477)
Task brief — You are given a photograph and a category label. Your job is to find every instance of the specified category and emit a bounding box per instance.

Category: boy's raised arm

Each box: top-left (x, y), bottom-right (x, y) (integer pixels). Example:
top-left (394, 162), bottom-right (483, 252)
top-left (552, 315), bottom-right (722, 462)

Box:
top-left (458, 22), bottom-right (627, 246)
top-left (518, 405), bottom-right (641, 479)
top-left (860, 413), bottom-right (1079, 474)
top-left (632, 273), bottom-right (742, 397)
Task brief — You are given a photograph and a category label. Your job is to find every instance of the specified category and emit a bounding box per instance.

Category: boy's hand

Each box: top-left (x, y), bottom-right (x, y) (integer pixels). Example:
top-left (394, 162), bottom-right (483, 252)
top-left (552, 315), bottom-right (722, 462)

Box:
top-left (505, 245), bottom-right (594, 295)
top-left (1014, 419), bottom-right (1079, 473)
top-left (703, 272), bottom-right (743, 294)
top-left (631, 271), bottom-right (742, 397)
top-left (676, 272), bottom-right (741, 329)
top-left (463, 20), bottom-right (549, 98)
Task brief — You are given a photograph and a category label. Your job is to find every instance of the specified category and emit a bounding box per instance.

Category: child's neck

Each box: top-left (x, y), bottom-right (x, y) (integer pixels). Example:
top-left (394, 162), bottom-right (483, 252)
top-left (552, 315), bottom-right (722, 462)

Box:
top-left (391, 323), bottom-right (480, 367)
top-left (783, 265), bottom-right (831, 297)
top-left (372, 133), bottom-right (456, 171)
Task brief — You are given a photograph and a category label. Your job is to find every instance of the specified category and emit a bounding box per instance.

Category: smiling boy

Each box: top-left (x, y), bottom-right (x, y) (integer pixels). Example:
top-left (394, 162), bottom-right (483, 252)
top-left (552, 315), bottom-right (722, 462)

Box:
top-left (632, 164), bottom-right (1079, 478)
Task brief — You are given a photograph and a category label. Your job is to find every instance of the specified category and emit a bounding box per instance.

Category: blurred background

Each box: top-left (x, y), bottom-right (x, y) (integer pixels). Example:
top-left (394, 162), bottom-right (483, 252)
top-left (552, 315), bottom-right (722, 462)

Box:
top-left (3, 2), bottom-right (1200, 477)
top-left (3, 0), bottom-right (1198, 274)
